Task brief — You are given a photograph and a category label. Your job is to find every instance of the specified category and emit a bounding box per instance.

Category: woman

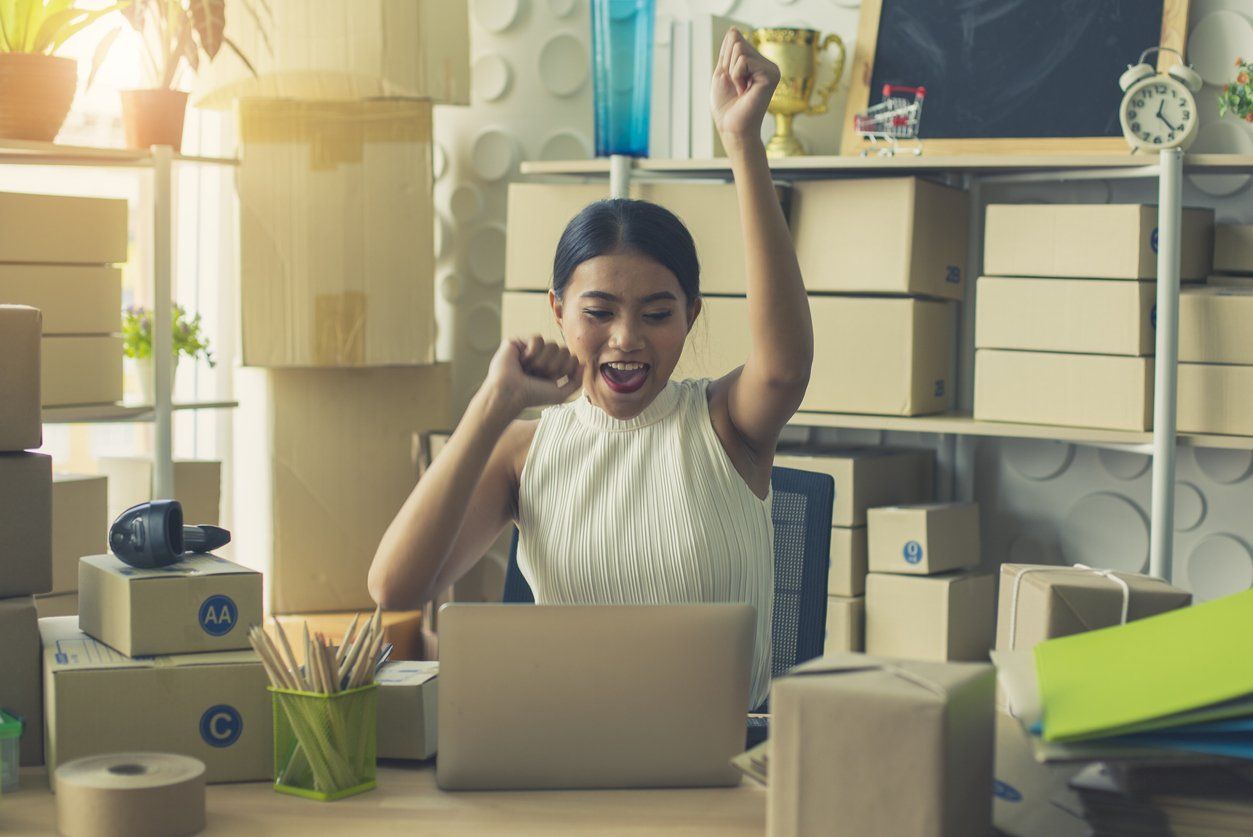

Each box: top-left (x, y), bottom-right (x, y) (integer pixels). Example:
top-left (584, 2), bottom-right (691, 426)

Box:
top-left (368, 29), bottom-right (813, 711)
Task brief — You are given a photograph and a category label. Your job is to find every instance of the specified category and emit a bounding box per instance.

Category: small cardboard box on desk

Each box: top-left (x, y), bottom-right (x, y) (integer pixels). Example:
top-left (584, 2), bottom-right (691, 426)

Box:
top-left (866, 571), bottom-right (995, 663)
top-left (376, 660), bottom-right (439, 760)
top-left (40, 616), bottom-right (272, 784)
top-left (769, 652), bottom-right (994, 837)
top-left (79, 553), bottom-right (262, 657)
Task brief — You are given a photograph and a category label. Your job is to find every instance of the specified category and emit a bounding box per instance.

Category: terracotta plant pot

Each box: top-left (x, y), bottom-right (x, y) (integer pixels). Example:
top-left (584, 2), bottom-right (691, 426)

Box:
top-left (0, 53), bottom-right (78, 142)
top-left (121, 89), bottom-right (189, 151)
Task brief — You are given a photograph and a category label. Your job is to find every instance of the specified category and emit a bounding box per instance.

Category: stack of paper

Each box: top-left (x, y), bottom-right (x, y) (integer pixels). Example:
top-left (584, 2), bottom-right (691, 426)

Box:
top-left (1070, 761), bottom-right (1253, 836)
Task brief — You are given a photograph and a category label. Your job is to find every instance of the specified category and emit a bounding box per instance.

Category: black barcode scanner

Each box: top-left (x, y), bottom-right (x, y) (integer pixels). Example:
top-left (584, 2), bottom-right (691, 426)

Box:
top-left (109, 499), bottom-right (232, 569)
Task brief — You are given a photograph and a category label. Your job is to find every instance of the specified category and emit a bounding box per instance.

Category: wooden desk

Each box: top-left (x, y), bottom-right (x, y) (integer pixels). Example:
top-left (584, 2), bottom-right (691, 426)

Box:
top-left (3, 763), bottom-right (767, 835)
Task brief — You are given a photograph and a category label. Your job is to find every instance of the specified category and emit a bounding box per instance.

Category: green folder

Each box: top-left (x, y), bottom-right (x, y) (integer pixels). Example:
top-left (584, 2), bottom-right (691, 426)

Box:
top-left (1035, 588), bottom-right (1253, 742)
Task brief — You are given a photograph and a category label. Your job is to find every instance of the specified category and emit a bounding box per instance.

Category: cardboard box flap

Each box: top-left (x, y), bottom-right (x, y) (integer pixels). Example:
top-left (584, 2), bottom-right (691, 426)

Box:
top-left (41, 616), bottom-right (260, 672)
top-left (785, 652), bottom-right (986, 696)
top-left (376, 660), bottom-right (438, 687)
top-left (81, 552), bottom-right (259, 580)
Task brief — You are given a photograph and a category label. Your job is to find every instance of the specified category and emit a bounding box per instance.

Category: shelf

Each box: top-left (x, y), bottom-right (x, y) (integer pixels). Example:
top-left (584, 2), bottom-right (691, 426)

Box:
top-left (0, 139), bottom-right (239, 168)
top-left (521, 152), bottom-right (1253, 178)
top-left (788, 410), bottom-right (1253, 451)
top-left (43, 400), bottom-right (239, 424)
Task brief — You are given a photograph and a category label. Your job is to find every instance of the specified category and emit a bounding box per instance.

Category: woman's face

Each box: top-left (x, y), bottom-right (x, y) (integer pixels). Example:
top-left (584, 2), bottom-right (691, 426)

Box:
top-left (551, 250), bottom-right (700, 419)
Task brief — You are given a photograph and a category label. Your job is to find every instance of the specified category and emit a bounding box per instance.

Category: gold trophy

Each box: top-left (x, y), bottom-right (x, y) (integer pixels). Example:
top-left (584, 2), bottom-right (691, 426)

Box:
top-left (751, 28), bottom-right (845, 157)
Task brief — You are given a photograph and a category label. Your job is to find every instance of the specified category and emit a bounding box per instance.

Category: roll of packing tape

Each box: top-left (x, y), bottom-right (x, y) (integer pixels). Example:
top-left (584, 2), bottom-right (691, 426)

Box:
top-left (56, 752), bottom-right (206, 837)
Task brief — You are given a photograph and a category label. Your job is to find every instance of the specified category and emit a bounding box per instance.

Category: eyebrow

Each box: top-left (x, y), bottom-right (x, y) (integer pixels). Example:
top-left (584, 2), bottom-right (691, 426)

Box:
top-left (578, 291), bottom-right (678, 303)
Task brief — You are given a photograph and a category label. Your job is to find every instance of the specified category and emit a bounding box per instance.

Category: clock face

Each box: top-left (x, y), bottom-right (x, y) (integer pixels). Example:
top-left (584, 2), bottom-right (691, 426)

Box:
top-left (1122, 78), bottom-right (1195, 149)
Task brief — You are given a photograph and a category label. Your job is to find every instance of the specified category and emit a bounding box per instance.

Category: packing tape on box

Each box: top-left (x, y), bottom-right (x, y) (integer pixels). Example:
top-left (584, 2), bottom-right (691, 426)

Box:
top-left (237, 98), bottom-right (432, 170)
top-left (1006, 564), bottom-right (1132, 650)
top-left (55, 752), bottom-right (206, 837)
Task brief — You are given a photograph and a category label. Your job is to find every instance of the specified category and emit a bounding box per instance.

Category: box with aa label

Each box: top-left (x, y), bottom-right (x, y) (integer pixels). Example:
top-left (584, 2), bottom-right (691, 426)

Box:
top-left (1178, 364), bottom-right (1253, 437)
top-left (0, 598), bottom-right (42, 766)
top-left (868, 502), bottom-right (980, 576)
top-left (0, 192), bottom-right (127, 264)
top-left (975, 277), bottom-right (1155, 356)
top-left (774, 448), bottom-right (934, 528)
top-left (78, 553), bottom-right (261, 657)
top-left (42, 336), bottom-right (123, 407)
top-left (377, 660), bottom-right (439, 760)
top-left (823, 596), bottom-right (864, 653)
top-left (974, 350), bottom-right (1153, 431)
top-left (51, 474), bottom-right (107, 595)
top-left (0, 266), bottom-right (121, 335)
top-left (983, 204), bottom-right (1213, 280)
top-left (827, 527), bottom-right (867, 597)
top-left (40, 616), bottom-right (271, 783)
top-left (866, 571), bottom-right (995, 663)
top-left (0, 305), bottom-right (41, 451)
top-left (0, 452), bottom-right (52, 599)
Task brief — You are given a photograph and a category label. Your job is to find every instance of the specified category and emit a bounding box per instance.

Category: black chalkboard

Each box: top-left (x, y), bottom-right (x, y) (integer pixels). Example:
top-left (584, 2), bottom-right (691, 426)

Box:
top-left (866, 0), bottom-right (1165, 139)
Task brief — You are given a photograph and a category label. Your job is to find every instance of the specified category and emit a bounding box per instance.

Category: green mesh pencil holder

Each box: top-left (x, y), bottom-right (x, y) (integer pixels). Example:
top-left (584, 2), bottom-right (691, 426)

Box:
top-left (271, 684), bottom-right (377, 801)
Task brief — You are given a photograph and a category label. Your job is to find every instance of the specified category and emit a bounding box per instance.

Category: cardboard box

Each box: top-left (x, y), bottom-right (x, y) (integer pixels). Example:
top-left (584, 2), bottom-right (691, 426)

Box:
top-left (270, 610), bottom-right (425, 664)
top-left (502, 293), bottom-right (955, 416)
top-left (238, 99), bottom-right (435, 367)
top-left (376, 660), bottom-right (438, 760)
top-left (194, 0), bottom-right (469, 107)
top-left (994, 709), bottom-right (1087, 837)
top-left (0, 266), bottom-right (121, 335)
top-left (505, 181), bottom-right (788, 296)
top-left (1207, 273), bottom-right (1253, 288)
top-left (0, 453), bottom-right (52, 598)
top-left (1179, 363), bottom-right (1253, 436)
top-left (79, 553), bottom-right (262, 657)
top-left (235, 364), bottom-right (451, 613)
top-left (995, 564), bottom-right (1191, 653)
top-left (0, 597), bottom-right (42, 766)
top-left (823, 596), bottom-right (864, 653)
top-left (868, 502), bottom-right (981, 576)
top-left (1179, 286), bottom-right (1253, 364)
top-left (34, 592), bottom-right (77, 619)
top-left (983, 204), bottom-right (1213, 280)
top-left (866, 571), bottom-right (995, 662)
top-left (975, 277), bottom-right (1155, 356)
top-left (40, 616), bottom-right (271, 783)
top-left (769, 653), bottom-right (994, 837)
top-left (0, 192), bottom-right (127, 264)
top-left (42, 336), bottom-right (123, 407)
top-left (974, 350), bottom-right (1153, 431)
top-left (50, 474), bottom-right (106, 595)
top-left (0, 305), bottom-right (41, 451)
top-left (827, 526), bottom-right (867, 597)
top-left (792, 177), bottom-right (969, 300)
top-left (1214, 224), bottom-right (1253, 274)
top-left (774, 448), bottom-right (934, 527)
top-left (96, 457), bottom-right (220, 526)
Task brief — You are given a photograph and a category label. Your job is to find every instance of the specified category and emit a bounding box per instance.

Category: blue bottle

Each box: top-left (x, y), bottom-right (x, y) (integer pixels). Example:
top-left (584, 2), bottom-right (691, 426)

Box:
top-left (590, 0), bottom-right (655, 158)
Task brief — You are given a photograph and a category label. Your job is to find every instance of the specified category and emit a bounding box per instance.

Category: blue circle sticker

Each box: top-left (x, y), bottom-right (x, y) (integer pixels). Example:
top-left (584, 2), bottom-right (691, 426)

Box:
top-left (903, 541), bottom-right (924, 565)
top-left (200, 704), bottom-right (243, 748)
top-left (993, 779), bottom-right (1023, 802)
top-left (199, 595), bottom-right (238, 637)
top-left (1150, 227), bottom-right (1159, 254)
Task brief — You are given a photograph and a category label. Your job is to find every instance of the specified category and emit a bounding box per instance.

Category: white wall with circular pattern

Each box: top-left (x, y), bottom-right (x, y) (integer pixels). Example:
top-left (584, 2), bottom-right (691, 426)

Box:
top-left (434, 0), bottom-right (1253, 601)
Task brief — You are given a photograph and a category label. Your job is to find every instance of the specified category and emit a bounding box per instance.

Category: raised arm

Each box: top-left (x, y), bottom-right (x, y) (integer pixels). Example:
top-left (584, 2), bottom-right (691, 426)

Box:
top-left (709, 28), bottom-right (813, 453)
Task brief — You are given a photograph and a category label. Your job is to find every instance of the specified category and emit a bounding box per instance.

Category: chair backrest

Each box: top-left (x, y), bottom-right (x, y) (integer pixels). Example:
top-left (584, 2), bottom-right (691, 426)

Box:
top-left (500, 466), bottom-right (835, 691)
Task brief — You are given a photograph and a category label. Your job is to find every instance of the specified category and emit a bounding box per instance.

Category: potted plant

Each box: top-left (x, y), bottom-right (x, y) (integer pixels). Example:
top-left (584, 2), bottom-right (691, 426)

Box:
top-left (122, 303), bottom-right (216, 403)
top-left (0, 0), bottom-right (126, 141)
top-left (1218, 57), bottom-right (1253, 123)
top-left (117, 0), bottom-right (265, 151)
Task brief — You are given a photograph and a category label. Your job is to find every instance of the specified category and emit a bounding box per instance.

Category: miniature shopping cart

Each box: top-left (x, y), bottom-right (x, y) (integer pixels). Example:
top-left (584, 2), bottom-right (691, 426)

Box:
top-left (853, 84), bottom-right (925, 156)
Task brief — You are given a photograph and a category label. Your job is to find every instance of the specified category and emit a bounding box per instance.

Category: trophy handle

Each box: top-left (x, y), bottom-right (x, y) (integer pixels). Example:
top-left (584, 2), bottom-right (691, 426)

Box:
top-left (807, 34), bottom-right (846, 116)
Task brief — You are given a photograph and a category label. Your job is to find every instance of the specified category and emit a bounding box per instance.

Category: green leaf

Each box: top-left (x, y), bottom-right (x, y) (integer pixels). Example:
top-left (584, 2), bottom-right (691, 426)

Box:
top-left (30, 7), bottom-right (85, 54)
top-left (85, 24), bottom-right (120, 88)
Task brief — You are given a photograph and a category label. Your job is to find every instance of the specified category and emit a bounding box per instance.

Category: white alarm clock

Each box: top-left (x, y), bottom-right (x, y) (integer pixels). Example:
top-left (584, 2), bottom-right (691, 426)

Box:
top-left (1118, 46), bottom-right (1203, 152)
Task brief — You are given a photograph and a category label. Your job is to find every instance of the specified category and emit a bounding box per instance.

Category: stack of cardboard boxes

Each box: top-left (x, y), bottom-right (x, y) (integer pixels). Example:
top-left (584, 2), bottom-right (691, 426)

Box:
top-left (36, 473), bottom-right (108, 619)
top-left (0, 305), bottom-right (52, 769)
top-left (502, 176), bottom-right (965, 418)
top-left (0, 193), bottom-right (126, 409)
top-left (211, 1), bottom-right (468, 626)
top-left (864, 501), bottom-right (993, 662)
top-left (774, 446), bottom-right (935, 653)
top-left (975, 203), bottom-right (1214, 430)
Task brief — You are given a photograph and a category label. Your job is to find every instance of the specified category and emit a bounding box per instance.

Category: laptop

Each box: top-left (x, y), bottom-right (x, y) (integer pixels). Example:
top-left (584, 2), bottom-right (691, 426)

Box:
top-left (435, 603), bottom-right (755, 791)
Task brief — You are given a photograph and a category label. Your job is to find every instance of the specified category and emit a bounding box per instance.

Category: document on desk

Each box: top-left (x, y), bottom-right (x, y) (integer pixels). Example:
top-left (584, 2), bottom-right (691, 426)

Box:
top-left (1035, 589), bottom-right (1253, 742)
top-left (730, 741), bottom-right (768, 786)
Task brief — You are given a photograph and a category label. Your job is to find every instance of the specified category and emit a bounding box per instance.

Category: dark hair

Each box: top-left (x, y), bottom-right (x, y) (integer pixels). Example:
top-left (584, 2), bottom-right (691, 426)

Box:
top-left (551, 199), bottom-right (700, 302)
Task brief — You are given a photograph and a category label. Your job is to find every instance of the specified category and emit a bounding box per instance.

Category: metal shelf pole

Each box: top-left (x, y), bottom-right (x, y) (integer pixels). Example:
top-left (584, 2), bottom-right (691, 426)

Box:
top-left (1149, 148), bottom-right (1183, 580)
top-left (609, 154), bottom-right (632, 199)
top-left (152, 145), bottom-right (175, 500)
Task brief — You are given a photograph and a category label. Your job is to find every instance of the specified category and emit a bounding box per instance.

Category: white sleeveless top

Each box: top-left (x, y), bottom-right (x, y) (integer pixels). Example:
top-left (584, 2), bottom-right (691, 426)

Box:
top-left (517, 378), bottom-right (774, 711)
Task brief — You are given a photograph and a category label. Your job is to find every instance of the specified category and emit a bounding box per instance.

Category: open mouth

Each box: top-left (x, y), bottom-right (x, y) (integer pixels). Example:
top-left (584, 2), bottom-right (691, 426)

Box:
top-left (600, 361), bottom-right (650, 394)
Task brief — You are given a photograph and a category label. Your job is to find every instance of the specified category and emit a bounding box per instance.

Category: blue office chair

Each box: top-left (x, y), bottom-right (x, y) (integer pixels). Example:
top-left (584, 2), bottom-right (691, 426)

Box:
top-left (500, 466), bottom-right (835, 748)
